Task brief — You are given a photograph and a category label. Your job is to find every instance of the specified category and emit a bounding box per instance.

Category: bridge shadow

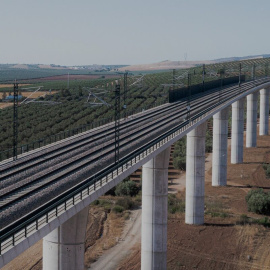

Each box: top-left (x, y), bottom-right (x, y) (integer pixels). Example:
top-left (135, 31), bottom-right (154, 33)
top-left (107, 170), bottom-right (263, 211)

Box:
top-left (168, 182), bottom-right (181, 186)
top-left (204, 223), bottom-right (234, 227)
top-left (242, 162), bottom-right (265, 164)
top-left (168, 187), bottom-right (178, 192)
top-left (226, 184), bottom-right (270, 190)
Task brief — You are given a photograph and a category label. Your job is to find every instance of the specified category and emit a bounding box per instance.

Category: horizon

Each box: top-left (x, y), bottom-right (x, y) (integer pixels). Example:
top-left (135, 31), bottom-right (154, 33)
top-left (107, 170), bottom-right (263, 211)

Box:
top-left (1, 53), bottom-right (270, 67)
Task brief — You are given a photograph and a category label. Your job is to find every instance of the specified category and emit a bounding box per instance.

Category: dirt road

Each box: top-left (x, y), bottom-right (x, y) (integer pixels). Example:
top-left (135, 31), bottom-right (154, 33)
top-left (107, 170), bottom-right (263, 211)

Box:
top-left (89, 209), bottom-right (142, 270)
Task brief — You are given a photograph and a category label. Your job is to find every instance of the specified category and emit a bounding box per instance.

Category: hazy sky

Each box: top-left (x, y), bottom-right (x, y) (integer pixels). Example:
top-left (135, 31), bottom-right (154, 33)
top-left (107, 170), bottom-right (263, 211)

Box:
top-left (1, 0), bottom-right (269, 66)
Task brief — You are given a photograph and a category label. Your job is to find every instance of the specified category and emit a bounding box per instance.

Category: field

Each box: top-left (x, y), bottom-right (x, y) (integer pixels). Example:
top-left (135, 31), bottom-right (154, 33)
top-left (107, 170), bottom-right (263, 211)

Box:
top-left (0, 103), bottom-right (13, 109)
top-left (23, 74), bottom-right (120, 82)
top-left (0, 84), bottom-right (31, 88)
top-left (0, 91), bottom-right (57, 99)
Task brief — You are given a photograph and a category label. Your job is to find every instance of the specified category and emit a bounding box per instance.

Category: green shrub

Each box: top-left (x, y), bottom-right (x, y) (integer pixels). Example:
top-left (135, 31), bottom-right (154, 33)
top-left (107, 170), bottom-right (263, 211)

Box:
top-left (116, 197), bottom-right (134, 210)
top-left (263, 163), bottom-right (270, 178)
top-left (173, 156), bottom-right (186, 170)
top-left (246, 189), bottom-right (270, 214)
top-left (205, 130), bottom-right (213, 153)
top-left (91, 199), bottom-right (100, 205)
top-left (134, 190), bottom-right (142, 203)
top-left (112, 205), bottom-right (124, 213)
top-left (115, 180), bottom-right (141, 197)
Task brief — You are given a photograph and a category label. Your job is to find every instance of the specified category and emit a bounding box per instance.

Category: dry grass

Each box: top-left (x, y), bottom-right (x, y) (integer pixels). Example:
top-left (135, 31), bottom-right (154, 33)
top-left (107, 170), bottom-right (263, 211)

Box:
top-left (0, 103), bottom-right (13, 109)
top-left (85, 210), bottom-right (125, 267)
top-left (0, 91), bottom-right (57, 99)
top-left (0, 91), bottom-right (58, 109)
top-left (0, 84), bottom-right (31, 88)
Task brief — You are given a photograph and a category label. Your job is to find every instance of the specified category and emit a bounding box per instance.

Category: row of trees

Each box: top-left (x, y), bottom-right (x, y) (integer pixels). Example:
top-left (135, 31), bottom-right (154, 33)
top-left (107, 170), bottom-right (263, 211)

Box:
top-left (0, 76), bottom-right (169, 154)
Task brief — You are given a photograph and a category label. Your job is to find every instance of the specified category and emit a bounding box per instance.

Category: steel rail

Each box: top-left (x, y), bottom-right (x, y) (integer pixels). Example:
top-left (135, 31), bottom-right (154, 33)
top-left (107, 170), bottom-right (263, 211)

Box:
top-left (0, 78), bottom-right (265, 215)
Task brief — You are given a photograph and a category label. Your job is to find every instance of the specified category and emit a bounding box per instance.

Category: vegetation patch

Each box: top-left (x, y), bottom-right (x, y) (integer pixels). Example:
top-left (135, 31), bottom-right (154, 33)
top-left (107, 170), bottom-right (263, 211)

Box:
top-left (205, 198), bottom-right (229, 218)
top-left (168, 193), bottom-right (185, 214)
top-left (246, 188), bottom-right (270, 214)
top-left (115, 180), bottom-right (141, 197)
top-left (236, 214), bottom-right (270, 227)
top-left (262, 163), bottom-right (270, 178)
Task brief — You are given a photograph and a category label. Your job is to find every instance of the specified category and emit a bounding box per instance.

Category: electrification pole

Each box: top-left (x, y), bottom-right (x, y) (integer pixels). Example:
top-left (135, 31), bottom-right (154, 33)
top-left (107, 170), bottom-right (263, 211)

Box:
top-left (13, 81), bottom-right (19, 161)
top-left (123, 72), bottom-right (127, 113)
top-left (239, 63), bottom-right (242, 87)
top-left (187, 73), bottom-right (191, 122)
top-left (114, 84), bottom-right (121, 165)
top-left (202, 64), bottom-right (205, 92)
top-left (172, 69), bottom-right (176, 90)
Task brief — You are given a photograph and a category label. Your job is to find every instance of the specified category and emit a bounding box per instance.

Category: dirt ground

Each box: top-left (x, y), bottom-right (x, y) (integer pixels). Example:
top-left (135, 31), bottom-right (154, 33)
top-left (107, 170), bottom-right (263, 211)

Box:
top-left (3, 127), bottom-right (270, 270)
top-left (0, 91), bottom-right (57, 99)
top-left (22, 74), bottom-right (120, 82)
top-left (0, 91), bottom-right (57, 109)
top-left (117, 131), bottom-right (270, 270)
top-left (0, 84), bottom-right (31, 88)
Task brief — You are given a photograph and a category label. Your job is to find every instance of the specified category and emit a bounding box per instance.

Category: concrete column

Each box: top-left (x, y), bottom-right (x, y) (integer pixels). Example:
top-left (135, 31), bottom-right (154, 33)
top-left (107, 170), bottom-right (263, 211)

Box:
top-left (43, 207), bottom-right (89, 270)
top-left (231, 98), bottom-right (245, 164)
top-left (141, 147), bottom-right (170, 270)
top-left (185, 122), bottom-right (207, 225)
top-left (259, 88), bottom-right (270, 135)
top-left (212, 107), bottom-right (229, 186)
top-left (246, 92), bottom-right (259, 147)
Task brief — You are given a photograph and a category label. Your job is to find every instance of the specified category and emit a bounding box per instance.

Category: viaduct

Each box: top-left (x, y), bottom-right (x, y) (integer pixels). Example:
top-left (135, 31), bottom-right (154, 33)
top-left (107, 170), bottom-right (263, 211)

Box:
top-left (0, 66), bottom-right (270, 269)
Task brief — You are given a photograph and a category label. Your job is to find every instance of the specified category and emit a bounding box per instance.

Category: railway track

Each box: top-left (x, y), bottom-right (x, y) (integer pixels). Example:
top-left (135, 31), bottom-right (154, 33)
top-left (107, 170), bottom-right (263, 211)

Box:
top-left (0, 78), bottom-right (269, 231)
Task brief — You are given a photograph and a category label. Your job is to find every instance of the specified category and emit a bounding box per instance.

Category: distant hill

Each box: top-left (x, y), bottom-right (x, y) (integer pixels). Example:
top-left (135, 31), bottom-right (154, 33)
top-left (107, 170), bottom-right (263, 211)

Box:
top-left (119, 54), bottom-right (270, 72)
top-left (214, 54), bottom-right (270, 63)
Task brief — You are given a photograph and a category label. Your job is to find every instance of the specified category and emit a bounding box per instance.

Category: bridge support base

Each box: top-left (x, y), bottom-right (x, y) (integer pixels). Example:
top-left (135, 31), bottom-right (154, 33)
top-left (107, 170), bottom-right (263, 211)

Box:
top-left (212, 108), bottom-right (229, 186)
top-left (231, 98), bottom-right (245, 164)
top-left (185, 122), bottom-right (207, 225)
top-left (43, 207), bottom-right (89, 270)
top-left (260, 88), bottom-right (270, 135)
top-left (246, 92), bottom-right (258, 147)
top-left (141, 147), bottom-right (170, 270)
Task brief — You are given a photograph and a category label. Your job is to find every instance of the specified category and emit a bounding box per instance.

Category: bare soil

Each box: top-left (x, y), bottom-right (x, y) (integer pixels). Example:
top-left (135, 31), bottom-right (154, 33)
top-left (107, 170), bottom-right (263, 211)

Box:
top-left (0, 84), bottom-right (31, 88)
top-left (22, 74), bottom-right (120, 82)
top-left (0, 91), bottom-right (58, 109)
top-left (117, 132), bottom-right (270, 270)
top-left (118, 60), bottom-right (215, 72)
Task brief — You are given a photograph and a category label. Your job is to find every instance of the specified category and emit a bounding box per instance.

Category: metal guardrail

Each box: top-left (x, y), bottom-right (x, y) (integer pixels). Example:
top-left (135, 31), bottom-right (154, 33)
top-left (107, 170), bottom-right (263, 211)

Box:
top-left (1, 77), bottom-right (270, 256)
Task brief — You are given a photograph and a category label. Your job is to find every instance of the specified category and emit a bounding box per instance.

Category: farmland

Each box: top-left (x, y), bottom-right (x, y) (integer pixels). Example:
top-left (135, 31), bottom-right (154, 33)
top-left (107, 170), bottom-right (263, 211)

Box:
top-left (0, 57), bottom-right (269, 159)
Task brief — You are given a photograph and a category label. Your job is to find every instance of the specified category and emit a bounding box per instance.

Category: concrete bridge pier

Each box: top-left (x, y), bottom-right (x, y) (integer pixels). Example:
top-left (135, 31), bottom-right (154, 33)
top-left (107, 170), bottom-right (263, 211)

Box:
top-left (185, 122), bottom-right (207, 225)
top-left (212, 108), bottom-right (229, 186)
top-left (259, 88), bottom-right (270, 135)
top-left (141, 147), bottom-right (171, 270)
top-left (231, 98), bottom-right (245, 164)
top-left (246, 92), bottom-right (259, 147)
top-left (43, 207), bottom-right (89, 270)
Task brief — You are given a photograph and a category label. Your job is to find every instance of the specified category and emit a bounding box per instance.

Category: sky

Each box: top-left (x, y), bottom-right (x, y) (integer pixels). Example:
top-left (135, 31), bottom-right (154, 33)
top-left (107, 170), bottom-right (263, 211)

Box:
top-left (0, 0), bottom-right (270, 66)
